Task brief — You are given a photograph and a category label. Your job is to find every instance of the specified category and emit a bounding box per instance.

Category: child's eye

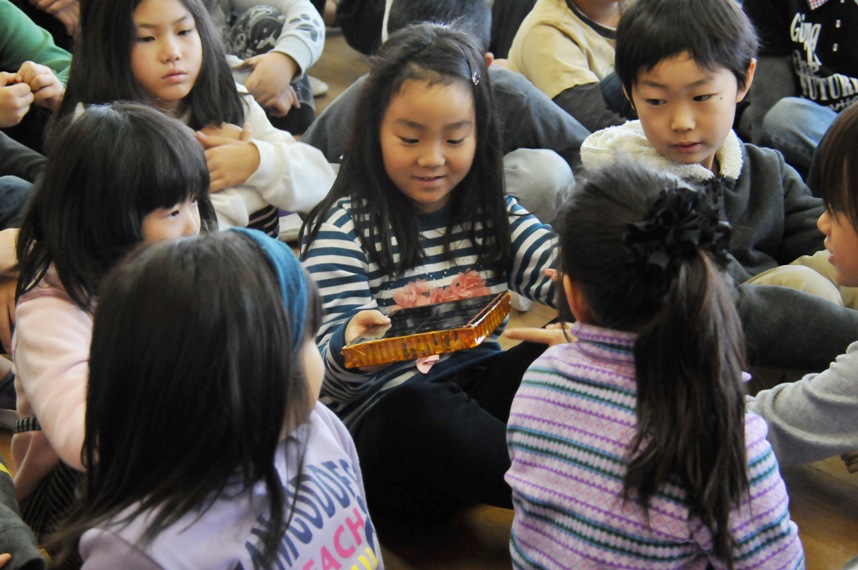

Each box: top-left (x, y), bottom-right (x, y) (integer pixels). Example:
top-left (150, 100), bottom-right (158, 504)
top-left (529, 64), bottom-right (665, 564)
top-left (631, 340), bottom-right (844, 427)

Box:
top-left (398, 137), bottom-right (418, 144)
top-left (447, 138), bottom-right (466, 145)
top-left (135, 36), bottom-right (155, 43)
top-left (645, 99), bottom-right (666, 106)
top-left (694, 94), bottom-right (713, 102)
top-left (178, 27), bottom-right (196, 36)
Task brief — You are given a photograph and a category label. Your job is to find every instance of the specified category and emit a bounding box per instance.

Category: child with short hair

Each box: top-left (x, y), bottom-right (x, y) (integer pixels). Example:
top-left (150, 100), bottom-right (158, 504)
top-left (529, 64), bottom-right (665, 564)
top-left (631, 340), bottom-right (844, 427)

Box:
top-left (748, 101), bottom-right (858, 471)
top-left (13, 102), bottom-right (215, 540)
top-left (54, 230), bottom-right (381, 569)
top-left (56, 0), bottom-right (335, 236)
top-left (506, 163), bottom-right (804, 569)
top-left (301, 23), bottom-right (557, 531)
top-left (580, 0), bottom-right (858, 372)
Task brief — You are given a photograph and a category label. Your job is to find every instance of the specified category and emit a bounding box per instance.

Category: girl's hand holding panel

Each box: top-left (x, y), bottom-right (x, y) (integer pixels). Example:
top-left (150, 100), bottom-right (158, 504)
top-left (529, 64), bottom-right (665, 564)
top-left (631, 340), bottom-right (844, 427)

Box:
top-left (17, 61), bottom-right (64, 111)
top-left (345, 310), bottom-right (391, 345)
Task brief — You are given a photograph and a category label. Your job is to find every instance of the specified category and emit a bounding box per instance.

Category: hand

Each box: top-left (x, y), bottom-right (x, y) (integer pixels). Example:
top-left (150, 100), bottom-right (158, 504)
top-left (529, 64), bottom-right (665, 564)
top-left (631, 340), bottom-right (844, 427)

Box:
top-left (195, 123), bottom-right (259, 192)
top-left (17, 61), bottom-right (64, 112)
top-left (504, 321), bottom-right (575, 347)
top-left (243, 52), bottom-right (301, 118)
top-left (842, 451), bottom-right (858, 474)
top-left (0, 553), bottom-right (10, 568)
top-left (0, 72), bottom-right (34, 128)
top-left (0, 272), bottom-right (18, 353)
top-left (31, 0), bottom-right (79, 36)
top-left (198, 122), bottom-right (245, 141)
top-left (345, 310), bottom-right (391, 345)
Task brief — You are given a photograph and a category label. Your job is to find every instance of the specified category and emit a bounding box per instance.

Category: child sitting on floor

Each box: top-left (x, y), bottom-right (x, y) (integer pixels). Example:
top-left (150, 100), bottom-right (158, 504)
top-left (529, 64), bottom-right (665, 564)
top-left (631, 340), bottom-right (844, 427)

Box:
top-left (506, 162), bottom-right (804, 569)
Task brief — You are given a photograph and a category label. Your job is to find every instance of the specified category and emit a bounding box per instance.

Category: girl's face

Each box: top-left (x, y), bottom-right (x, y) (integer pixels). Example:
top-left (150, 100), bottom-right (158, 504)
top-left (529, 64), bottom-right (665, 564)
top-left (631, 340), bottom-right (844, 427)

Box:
top-left (141, 198), bottom-right (201, 242)
top-left (818, 207), bottom-right (858, 287)
top-left (379, 78), bottom-right (477, 214)
top-left (131, 0), bottom-right (203, 113)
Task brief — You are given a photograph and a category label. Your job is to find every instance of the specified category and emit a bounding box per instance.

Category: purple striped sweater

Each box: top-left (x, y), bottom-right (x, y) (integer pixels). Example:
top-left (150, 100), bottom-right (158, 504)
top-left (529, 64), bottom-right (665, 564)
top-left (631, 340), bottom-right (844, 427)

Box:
top-left (505, 322), bottom-right (805, 569)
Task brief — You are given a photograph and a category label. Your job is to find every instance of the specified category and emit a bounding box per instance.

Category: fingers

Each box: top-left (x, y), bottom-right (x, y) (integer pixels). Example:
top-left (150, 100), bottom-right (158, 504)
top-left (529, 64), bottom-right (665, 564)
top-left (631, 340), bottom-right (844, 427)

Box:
top-left (504, 324), bottom-right (575, 347)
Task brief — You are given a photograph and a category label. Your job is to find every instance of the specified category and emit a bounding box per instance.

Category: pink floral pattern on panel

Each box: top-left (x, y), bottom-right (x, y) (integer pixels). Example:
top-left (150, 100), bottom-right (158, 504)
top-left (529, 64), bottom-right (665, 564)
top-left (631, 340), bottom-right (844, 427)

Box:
top-left (390, 270), bottom-right (492, 311)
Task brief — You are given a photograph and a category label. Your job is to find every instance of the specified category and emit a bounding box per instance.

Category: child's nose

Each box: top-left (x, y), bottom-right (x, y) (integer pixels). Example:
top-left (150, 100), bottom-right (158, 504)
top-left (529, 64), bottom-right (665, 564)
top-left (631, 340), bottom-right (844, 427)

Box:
top-left (818, 210), bottom-right (831, 234)
top-left (417, 142), bottom-right (444, 167)
top-left (670, 104), bottom-right (694, 132)
top-left (161, 36), bottom-right (182, 62)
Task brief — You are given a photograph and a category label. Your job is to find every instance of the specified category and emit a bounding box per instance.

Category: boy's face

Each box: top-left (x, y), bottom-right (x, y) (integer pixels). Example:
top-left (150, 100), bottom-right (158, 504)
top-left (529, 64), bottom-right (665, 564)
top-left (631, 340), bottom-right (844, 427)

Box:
top-left (628, 52), bottom-right (753, 173)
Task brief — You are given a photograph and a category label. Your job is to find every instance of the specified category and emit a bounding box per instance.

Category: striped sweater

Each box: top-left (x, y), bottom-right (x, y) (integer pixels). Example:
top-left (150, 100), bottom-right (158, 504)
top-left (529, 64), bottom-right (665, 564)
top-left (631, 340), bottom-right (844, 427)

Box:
top-left (301, 195), bottom-right (557, 427)
top-left (506, 322), bottom-right (805, 569)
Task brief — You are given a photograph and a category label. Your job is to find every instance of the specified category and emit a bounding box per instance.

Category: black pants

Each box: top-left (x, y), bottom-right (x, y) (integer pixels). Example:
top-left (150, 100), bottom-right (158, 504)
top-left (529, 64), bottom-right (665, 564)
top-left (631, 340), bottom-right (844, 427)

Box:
top-left (352, 341), bottom-right (546, 534)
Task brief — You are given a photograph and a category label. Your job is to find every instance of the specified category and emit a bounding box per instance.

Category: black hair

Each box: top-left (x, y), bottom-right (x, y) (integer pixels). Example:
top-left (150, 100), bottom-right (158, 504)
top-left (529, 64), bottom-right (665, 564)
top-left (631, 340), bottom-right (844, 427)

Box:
top-left (301, 22), bottom-right (509, 277)
top-left (52, 231), bottom-right (322, 566)
top-left (56, 0), bottom-right (245, 130)
top-left (615, 0), bottom-right (757, 97)
top-left (556, 163), bottom-right (748, 569)
top-left (16, 102), bottom-right (216, 309)
top-left (818, 102), bottom-right (858, 227)
top-left (387, 0), bottom-right (492, 53)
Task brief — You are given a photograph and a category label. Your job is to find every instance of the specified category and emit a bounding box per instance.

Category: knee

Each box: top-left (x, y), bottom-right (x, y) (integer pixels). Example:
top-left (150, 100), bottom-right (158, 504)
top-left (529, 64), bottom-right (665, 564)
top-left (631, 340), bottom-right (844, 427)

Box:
top-left (752, 265), bottom-right (843, 306)
top-left (503, 148), bottom-right (574, 225)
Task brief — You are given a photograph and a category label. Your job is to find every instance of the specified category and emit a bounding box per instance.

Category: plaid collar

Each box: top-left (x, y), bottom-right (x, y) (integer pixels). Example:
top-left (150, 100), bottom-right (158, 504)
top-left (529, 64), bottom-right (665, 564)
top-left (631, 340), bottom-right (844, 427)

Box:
top-left (808, 0), bottom-right (858, 9)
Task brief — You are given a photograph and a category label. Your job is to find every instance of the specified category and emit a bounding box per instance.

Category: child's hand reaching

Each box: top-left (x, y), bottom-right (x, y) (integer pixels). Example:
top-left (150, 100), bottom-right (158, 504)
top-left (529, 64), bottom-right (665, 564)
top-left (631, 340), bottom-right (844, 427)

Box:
top-left (195, 123), bottom-right (260, 192)
top-left (504, 321), bottom-right (575, 347)
top-left (0, 72), bottom-right (34, 128)
top-left (243, 52), bottom-right (301, 118)
top-left (17, 61), bottom-right (64, 112)
top-left (31, 0), bottom-right (80, 36)
top-left (345, 310), bottom-right (391, 345)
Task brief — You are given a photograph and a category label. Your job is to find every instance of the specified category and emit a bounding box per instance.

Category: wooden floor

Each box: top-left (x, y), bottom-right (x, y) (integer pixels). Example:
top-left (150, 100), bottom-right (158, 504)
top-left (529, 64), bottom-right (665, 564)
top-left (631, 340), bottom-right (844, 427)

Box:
top-left (0, 30), bottom-right (855, 570)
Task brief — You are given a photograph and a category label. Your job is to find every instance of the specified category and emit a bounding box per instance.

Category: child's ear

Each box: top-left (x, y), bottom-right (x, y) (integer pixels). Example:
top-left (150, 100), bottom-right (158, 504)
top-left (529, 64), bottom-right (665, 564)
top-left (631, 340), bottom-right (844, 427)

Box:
top-left (737, 58), bottom-right (757, 103)
top-left (563, 275), bottom-right (592, 324)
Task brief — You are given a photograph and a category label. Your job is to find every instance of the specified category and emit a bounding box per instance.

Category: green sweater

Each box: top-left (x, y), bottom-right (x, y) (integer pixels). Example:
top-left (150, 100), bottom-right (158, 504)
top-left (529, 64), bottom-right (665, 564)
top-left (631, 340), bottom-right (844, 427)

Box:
top-left (0, 0), bottom-right (70, 83)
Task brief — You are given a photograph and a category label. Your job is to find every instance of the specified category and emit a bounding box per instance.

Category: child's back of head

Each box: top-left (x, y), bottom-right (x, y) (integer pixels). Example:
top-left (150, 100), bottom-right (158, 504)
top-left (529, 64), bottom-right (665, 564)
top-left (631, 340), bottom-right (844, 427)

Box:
top-left (557, 162), bottom-right (749, 567)
top-left (68, 229), bottom-right (321, 566)
top-left (386, 0), bottom-right (491, 52)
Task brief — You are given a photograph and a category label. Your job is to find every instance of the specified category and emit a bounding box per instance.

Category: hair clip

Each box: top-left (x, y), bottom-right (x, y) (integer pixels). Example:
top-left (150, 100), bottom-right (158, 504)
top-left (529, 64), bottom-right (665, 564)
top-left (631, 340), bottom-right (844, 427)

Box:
top-left (471, 71), bottom-right (480, 86)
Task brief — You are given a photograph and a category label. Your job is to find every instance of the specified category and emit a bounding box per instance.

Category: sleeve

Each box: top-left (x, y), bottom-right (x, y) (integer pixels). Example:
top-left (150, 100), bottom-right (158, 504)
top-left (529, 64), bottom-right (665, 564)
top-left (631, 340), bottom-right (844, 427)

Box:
top-left (747, 342), bottom-right (858, 466)
top-left (0, 1), bottom-right (72, 83)
top-left (241, 93), bottom-right (336, 214)
top-left (0, 131), bottom-right (46, 182)
top-left (301, 212), bottom-right (382, 393)
top-left (512, 23), bottom-right (603, 100)
top-left (552, 83), bottom-right (626, 133)
top-left (690, 415), bottom-right (804, 568)
top-left (301, 77), bottom-right (365, 163)
top-left (80, 528), bottom-right (161, 570)
top-left (265, 0), bottom-right (326, 75)
top-left (506, 197), bottom-right (558, 306)
top-left (13, 293), bottom-right (90, 470)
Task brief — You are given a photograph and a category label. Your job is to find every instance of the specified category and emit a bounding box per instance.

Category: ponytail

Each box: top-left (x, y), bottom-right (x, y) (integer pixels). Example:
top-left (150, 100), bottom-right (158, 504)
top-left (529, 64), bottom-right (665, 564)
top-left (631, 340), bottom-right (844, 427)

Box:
top-left (628, 251), bottom-right (748, 569)
top-left (558, 167), bottom-right (749, 569)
